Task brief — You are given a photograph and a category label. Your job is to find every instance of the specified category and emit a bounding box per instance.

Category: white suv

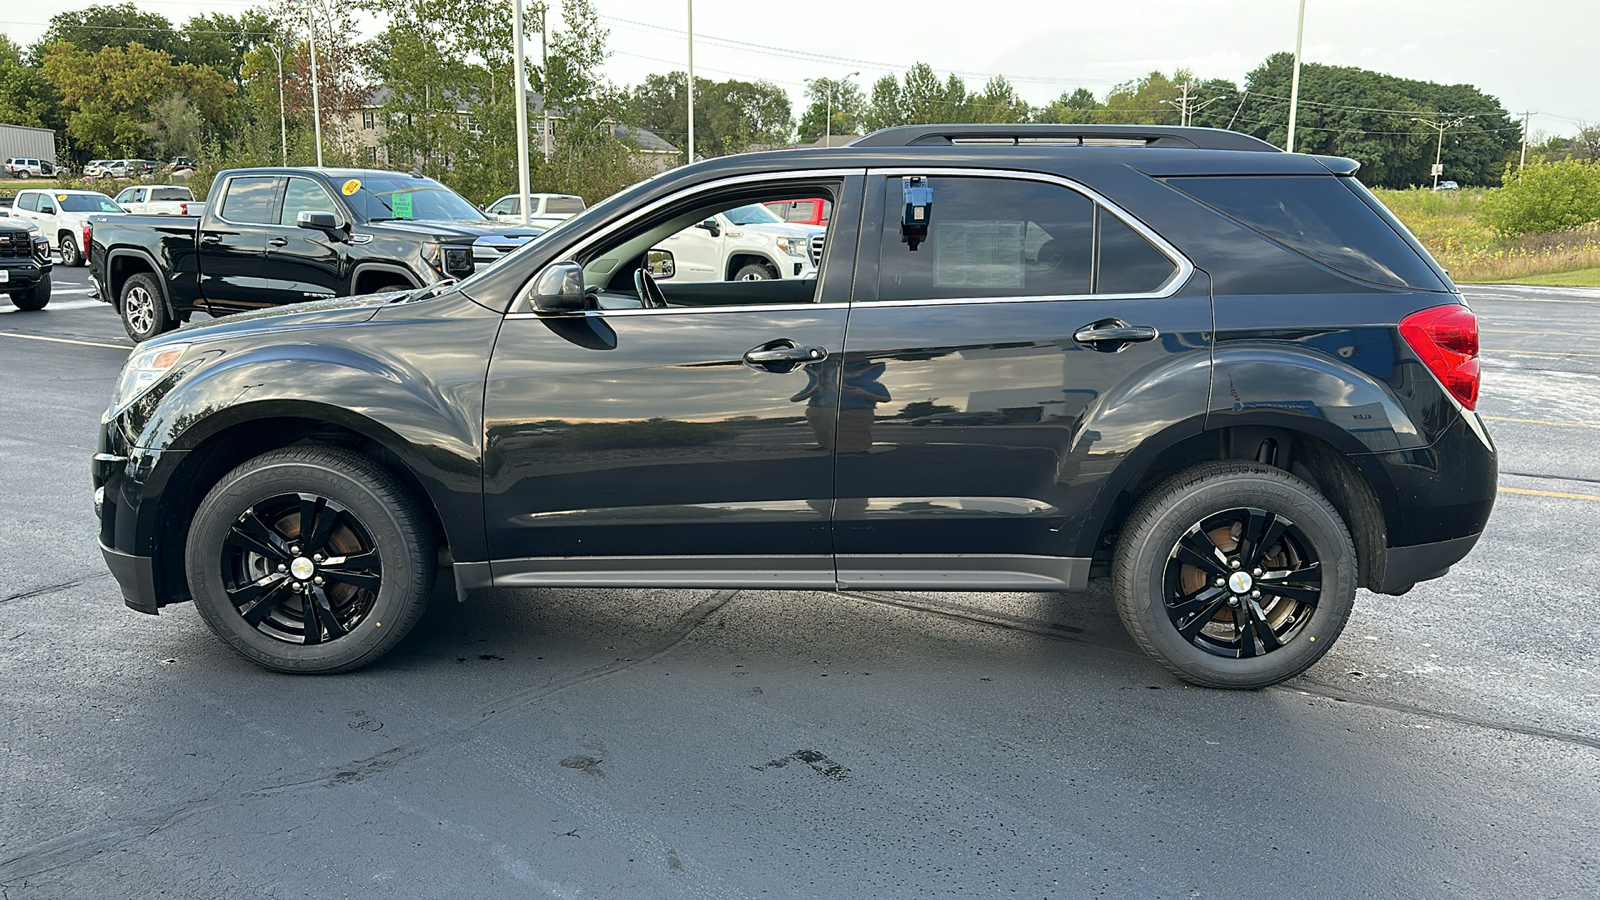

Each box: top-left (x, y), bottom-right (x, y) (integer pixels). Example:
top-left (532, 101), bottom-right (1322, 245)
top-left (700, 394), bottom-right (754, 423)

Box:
top-left (653, 202), bottom-right (824, 282)
top-left (11, 188), bottom-right (125, 266)
top-left (5, 158), bottom-right (56, 178)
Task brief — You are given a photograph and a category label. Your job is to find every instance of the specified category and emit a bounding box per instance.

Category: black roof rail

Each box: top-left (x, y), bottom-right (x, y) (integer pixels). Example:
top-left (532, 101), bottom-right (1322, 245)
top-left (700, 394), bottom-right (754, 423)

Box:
top-left (849, 124), bottom-right (1281, 152)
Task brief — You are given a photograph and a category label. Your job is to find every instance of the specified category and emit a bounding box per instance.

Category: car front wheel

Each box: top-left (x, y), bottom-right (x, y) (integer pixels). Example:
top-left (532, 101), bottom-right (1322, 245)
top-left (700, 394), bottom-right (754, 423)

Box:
top-left (57, 233), bottom-right (80, 267)
top-left (185, 446), bottom-right (437, 674)
top-left (9, 274), bottom-right (50, 310)
top-left (1112, 461), bottom-right (1356, 689)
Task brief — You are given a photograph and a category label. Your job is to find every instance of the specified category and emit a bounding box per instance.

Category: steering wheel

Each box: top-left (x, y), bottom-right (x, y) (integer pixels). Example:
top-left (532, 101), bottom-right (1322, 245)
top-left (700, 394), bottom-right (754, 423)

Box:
top-left (633, 267), bottom-right (668, 309)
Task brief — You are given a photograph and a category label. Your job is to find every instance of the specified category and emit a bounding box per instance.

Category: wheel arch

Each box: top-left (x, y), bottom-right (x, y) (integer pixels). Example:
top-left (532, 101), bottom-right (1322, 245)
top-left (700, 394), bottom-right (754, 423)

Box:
top-left (143, 407), bottom-right (457, 608)
top-left (106, 248), bottom-right (172, 315)
top-left (1090, 420), bottom-right (1394, 593)
top-left (352, 261), bottom-right (423, 295)
top-left (726, 252), bottom-right (779, 280)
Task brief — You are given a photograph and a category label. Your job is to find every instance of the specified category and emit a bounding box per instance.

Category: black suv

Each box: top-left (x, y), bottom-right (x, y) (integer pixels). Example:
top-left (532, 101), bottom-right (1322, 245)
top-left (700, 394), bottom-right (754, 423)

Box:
top-left (93, 125), bottom-right (1495, 688)
top-left (0, 218), bottom-right (54, 309)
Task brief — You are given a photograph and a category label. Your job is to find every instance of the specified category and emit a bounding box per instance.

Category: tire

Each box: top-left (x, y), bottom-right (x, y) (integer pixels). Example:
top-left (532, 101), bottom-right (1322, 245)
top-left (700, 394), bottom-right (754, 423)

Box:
top-left (185, 446), bottom-right (437, 674)
top-left (57, 232), bottom-right (80, 267)
top-left (733, 262), bottom-right (778, 281)
top-left (1112, 461), bottom-right (1356, 689)
top-left (119, 272), bottom-right (173, 342)
top-left (9, 273), bottom-right (50, 310)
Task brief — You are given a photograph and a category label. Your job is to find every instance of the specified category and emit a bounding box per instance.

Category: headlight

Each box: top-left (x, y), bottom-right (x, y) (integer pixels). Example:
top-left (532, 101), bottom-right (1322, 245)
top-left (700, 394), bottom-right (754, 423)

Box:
top-left (776, 237), bottom-right (809, 258)
top-left (110, 342), bottom-right (190, 415)
top-left (423, 241), bottom-right (475, 277)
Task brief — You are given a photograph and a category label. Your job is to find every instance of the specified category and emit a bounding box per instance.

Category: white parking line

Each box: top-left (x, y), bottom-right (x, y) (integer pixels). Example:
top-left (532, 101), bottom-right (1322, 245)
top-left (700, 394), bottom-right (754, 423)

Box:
top-left (1, 299), bottom-right (104, 312)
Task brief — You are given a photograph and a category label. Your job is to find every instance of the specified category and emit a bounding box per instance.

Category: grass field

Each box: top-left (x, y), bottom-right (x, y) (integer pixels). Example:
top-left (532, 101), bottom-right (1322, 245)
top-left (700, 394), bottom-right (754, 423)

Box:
top-left (1372, 188), bottom-right (1600, 286)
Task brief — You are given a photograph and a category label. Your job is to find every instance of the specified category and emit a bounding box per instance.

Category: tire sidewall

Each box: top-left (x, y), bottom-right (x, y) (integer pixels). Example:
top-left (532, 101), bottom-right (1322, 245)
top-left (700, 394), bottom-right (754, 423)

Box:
top-left (11, 275), bottom-right (49, 310)
top-left (734, 263), bottom-right (775, 281)
top-left (58, 235), bottom-right (78, 267)
top-left (186, 455), bottom-right (426, 673)
top-left (1119, 471), bottom-right (1356, 688)
top-left (119, 274), bottom-right (167, 342)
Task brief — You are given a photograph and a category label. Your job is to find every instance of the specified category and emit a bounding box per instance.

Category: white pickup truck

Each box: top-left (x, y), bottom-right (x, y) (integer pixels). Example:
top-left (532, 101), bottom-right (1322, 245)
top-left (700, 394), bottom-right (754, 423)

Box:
top-left (113, 185), bottom-right (206, 217)
top-left (653, 202), bottom-right (825, 282)
top-left (485, 193), bottom-right (585, 228)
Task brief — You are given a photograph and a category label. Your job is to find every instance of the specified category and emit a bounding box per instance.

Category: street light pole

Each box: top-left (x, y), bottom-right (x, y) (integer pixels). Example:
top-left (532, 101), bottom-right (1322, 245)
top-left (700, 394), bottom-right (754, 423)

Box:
top-left (824, 71), bottom-right (859, 147)
top-left (301, 2), bottom-right (323, 167)
top-left (1286, 0), bottom-right (1306, 152)
top-left (686, 0), bottom-right (695, 163)
top-left (511, 0), bottom-right (532, 226)
top-left (269, 44), bottom-right (287, 165)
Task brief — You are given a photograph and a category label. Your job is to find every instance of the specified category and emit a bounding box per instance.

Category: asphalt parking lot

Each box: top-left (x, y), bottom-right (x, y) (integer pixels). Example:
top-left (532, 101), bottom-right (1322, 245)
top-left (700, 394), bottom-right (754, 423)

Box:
top-left (2, 266), bottom-right (1596, 898)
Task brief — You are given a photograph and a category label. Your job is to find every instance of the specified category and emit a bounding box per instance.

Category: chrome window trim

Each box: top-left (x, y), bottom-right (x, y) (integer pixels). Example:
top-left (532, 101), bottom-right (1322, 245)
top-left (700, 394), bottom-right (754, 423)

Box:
top-left (510, 168), bottom-right (864, 316)
top-left (507, 166), bottom-right (1194, 320)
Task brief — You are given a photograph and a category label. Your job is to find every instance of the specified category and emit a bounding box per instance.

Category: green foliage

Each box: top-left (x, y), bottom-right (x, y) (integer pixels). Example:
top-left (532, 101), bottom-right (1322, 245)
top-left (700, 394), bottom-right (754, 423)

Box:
top-left (797, 77), bottom-right (865, 142)
top-left (1475, 160), bottom-right (1600, 236)
top-left (1238, 52), bottom-right (1519, 189)
top-left (631, 72), bottom-right (793, 157)
top-left (1098, 70), bottom-right (1180, 125)
top-left (0, 36), bottom-right (55, 128)
top-left (1033, 88), bottom-right (1101, 124)
top-left (41, 41), bottom-right (233, 157)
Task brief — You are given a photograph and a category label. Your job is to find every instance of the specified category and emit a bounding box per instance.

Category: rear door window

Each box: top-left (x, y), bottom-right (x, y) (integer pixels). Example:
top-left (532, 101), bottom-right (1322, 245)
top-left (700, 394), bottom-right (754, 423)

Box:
top-left (545, 197), bottom-right (584, 214)
top-left (219, 176), bottom-right (281, 224)
top-left (1166, 175), bottom-right (1445, 290)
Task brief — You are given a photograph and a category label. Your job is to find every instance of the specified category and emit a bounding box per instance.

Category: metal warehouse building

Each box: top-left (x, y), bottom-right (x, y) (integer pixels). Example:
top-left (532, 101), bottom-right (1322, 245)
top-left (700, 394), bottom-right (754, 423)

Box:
top-left (0, 124), bottom-right (57, 164)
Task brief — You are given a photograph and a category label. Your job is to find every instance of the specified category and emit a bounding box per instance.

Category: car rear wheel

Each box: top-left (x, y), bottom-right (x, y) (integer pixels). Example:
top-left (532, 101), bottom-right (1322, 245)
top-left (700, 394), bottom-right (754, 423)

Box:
top-left (186, 446), bottom-right (436, 674)
top-left (1112, 461), bottom-right (1356, 689)
top-left (119, 272), bottom-right (172, 342)
top-left (57, 233), bottom-right (80, 267)
top-left (9, 274), bottom-right (50, 310)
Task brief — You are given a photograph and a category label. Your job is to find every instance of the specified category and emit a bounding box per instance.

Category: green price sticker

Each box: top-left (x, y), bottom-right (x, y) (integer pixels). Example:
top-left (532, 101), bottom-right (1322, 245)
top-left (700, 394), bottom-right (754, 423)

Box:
top-left (391, 192), bottom-right (414, 219)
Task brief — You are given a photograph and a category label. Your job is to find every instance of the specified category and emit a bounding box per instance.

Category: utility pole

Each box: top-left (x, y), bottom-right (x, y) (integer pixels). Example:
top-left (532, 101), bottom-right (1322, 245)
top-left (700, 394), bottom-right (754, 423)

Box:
top-left (1161, 81), bottom-right (1223, 127)
top-left (1520, 110), bottom-right (1532, 169)
top-left (1286, 0), bottom-right (1306, 152)
top-left (823, 72), bottom-right (859, 147)
top-left (303, 1), bottom-right (323, 167)
top-left (686, 0), bottom-right (694, 164)
top-left (1414, 115), bottom-right (1472, 188)
top-left (511, 0), bottom-right (532, 226)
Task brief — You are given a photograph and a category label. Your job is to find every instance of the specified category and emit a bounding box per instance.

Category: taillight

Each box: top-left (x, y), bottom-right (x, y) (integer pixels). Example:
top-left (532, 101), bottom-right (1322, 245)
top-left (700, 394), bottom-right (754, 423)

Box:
top-left (82, 222), bottom-right (92, 260)
top-left (1399, 304), bottom-right (1480, 410)
top-left (179, 202), bottom-right (187, 215)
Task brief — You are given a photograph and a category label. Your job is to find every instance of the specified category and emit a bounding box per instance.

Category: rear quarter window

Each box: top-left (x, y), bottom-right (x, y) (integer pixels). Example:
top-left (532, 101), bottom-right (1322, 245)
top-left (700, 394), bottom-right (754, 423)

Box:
top-left (1166, 175), bottom-right (1446, 291)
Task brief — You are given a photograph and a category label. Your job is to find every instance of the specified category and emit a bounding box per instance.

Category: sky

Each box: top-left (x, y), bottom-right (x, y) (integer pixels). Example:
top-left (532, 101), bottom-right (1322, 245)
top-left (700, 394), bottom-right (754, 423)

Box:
top-left (4, 0), bottom-right (1595, 139)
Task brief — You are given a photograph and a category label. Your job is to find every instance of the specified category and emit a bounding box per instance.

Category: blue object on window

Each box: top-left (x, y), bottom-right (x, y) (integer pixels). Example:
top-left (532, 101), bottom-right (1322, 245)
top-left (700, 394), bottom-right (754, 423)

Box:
top-left (901, 176), bottom-right (932, 250)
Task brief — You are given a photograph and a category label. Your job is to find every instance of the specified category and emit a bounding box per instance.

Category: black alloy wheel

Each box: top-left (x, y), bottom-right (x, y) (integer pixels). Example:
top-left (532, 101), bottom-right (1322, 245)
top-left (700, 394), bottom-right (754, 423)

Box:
top-left (1163, 508), bottom-right (1323, 659)
top-left (187, 446), bottom-right (435, 673)
top-left (219, 492), bottom-right (383, 646)
top-left (1113, 461), bottom-right (1355, 689)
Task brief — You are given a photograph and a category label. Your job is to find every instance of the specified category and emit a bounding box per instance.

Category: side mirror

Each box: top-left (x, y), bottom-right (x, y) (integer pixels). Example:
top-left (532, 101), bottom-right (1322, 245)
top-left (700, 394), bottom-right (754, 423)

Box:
top-left (646, 248), bottom-right (675, 279)
top-left (696, 218), bottom-right (721, 238)
top-left (531, 261), bottom-right (586, 314)
top-left (296, 210), bottom-right (346, 241)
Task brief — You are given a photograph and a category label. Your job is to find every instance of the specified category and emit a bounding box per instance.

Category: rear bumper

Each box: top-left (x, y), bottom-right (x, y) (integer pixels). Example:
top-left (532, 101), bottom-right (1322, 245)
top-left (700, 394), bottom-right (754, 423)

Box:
top-left (1379, 532), bottom-right (1481, 593)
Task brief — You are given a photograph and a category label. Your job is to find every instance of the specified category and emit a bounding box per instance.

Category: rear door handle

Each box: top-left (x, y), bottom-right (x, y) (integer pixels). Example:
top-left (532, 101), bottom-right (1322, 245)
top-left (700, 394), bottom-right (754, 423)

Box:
top-left (744, 339), bottom-right (828, 372)
top-left (267, 237), bottom-right (288, 248)
top-left (1074, 319), bottom-right (1159, 350)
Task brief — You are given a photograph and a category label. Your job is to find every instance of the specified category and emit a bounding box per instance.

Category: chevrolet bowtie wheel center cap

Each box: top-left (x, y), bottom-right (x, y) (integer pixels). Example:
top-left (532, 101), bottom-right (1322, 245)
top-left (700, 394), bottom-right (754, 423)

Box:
top-left (290, 557), bottom-right (316, 581)
top-left (1228, 571), bottom-right (1254, 594)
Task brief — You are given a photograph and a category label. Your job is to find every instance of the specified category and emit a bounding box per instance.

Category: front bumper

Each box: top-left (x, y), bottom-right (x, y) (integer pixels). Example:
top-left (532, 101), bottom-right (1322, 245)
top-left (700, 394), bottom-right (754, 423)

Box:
top-left (93, 419), bottom-right (183, 614)
top-left (0, 261), bottom-right (49, 290)
top-left (100, 540), bottom-right (159, 614)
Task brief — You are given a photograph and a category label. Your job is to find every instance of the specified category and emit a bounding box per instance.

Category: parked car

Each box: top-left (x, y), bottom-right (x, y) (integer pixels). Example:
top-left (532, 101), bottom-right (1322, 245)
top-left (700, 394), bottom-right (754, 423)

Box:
top-left (90, 167), bottom-right (545, 340)
top-left (11, 188), bottom-right (124, 266)
top-left (1432, 180), bottom-right (1459, 191)
top-left (765, 197), bottom-right (831, 226)
top-left (0, 217), bottom-right (53, 309)
top-left (652, 201), bottom-right (824, 282)
top-left (102, 159), bottom-right (138, 179)
top-left (484, 192), bottom-right (586, 227)
top-left (92, 124), bottom-right (1495, 688)
top-left (114, 184), bottom-right (205, 217)
top-left (82, 160), bottom-right (111, 178)
top-left (5, 158), bottom-right (56, 178)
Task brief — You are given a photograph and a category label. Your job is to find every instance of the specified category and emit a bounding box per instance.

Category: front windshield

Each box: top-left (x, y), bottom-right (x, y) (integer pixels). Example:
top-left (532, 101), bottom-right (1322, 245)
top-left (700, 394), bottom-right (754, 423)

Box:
top-left (724, 202), bottom-right (783, 226)
top-left (61, 194), bottom-right (122, 213)
top-left (342, 175), bottom-right (488, 223)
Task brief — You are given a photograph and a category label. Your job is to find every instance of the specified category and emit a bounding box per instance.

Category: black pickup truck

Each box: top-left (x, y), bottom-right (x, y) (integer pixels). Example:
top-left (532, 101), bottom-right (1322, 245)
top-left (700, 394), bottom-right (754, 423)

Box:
top-left (89, 167), bottom-right (544, 341)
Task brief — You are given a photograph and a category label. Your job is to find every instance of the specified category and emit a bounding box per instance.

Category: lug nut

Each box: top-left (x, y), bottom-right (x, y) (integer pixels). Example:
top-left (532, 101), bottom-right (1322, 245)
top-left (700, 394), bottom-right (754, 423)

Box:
top-left (1251, 589), bottom-right (1261, 599)
top-left (312, 553), bottom-right (323, 562)
top-left (1227, 597), bottom-right (1239, 607)
top-left (313, 576), bottom-right (324, 586)
top-left (1252, 568), bottom-right (1262, 576)
top-left (276, 564), bottom-right (287, 573)
top-left (290, 545), bottom-right (300, 554)
top-left (1229, 559), bottom-right (1241, 569)
top-left (1214, 577), bottom-right (1225, 587)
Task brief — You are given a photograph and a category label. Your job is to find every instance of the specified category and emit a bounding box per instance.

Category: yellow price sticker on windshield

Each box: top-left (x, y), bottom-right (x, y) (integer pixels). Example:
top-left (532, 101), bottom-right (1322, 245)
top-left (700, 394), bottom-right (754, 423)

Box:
top-left (56, 194), bottom-right (67, 202)
top-left (341, 179), bottom-right (361, 196)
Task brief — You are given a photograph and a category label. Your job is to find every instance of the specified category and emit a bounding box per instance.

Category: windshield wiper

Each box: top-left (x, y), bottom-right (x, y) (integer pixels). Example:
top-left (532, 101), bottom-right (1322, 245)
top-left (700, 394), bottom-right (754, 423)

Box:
top-left (398, 279), bottom-right (457, 302)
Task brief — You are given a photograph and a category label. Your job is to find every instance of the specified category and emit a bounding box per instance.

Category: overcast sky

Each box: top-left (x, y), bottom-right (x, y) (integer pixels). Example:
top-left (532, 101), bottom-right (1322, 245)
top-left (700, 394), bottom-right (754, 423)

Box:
top-left (5, 0), bottom-right (1594, 138)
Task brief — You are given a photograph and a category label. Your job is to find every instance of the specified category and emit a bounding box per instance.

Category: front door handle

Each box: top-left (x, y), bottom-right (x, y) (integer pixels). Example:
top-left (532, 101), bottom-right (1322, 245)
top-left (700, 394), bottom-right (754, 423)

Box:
top-left (201, 233), bottom-right (223, 244)
top-left (744, 339), bottom-right (827, 373)
top-left (267, 237), bottom-right (288, 248)
top-left (1074, 319), bottom-right (1159, 351)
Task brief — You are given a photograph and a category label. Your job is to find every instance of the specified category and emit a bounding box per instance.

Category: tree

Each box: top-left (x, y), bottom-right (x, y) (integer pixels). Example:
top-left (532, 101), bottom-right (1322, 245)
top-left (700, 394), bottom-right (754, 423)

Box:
top-left (798, 77), bottom-right (865, 142)
top-left (1097, 70), bottom-right (1181, 125)
top-left (144, 92), bottom-right (204, 158)
top-left (0, 36), bottom-right (54, 128)
top-left (631, 72), bottom-right (793, 157)
top-left (33, 4), bottom-right (181, 60)
top-left (40, 40), bottom-right (233, 156)
top-left (966, 76), bottom-right (1029, 124)
top-left (863, 74), bottom-right (902, 131)
top-left (1033, 88), bottom-right (1101, 124)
